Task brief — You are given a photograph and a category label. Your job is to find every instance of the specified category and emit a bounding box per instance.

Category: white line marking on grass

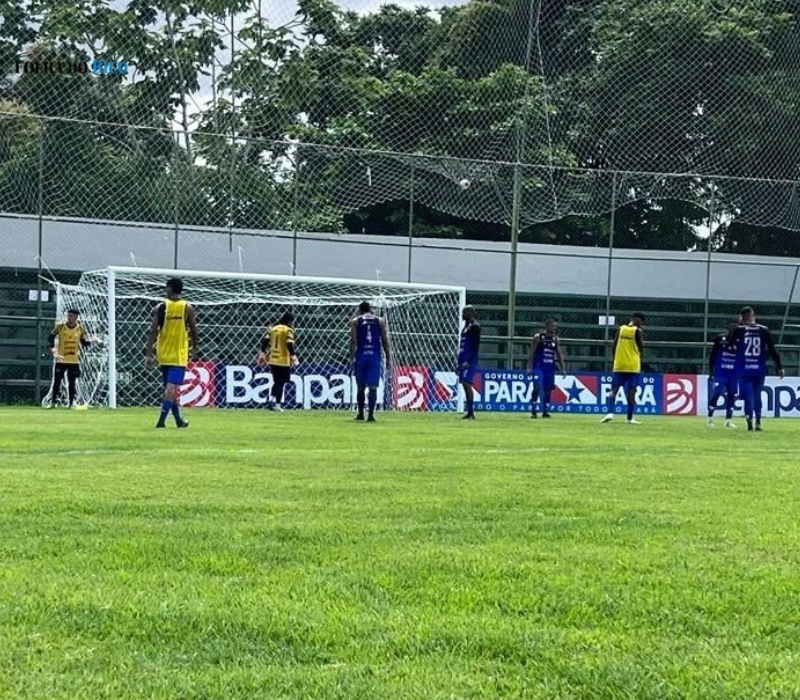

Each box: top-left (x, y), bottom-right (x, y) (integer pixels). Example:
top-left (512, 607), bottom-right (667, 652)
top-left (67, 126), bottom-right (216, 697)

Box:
top-left (0, 448), bottom-right (261, 458)
top-left (2, 446), bottom-right (797, 459)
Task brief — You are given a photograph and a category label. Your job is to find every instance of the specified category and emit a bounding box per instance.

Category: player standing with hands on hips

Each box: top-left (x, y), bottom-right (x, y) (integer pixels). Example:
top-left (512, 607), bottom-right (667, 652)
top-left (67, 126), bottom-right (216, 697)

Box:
top-left (458, 305), bottom-right (481, 420)
top-left (527, 317), bottom-right (566, 419)
top-left (730, 306), bottom-right (783, 432)
top-left (146, 278), bottom-right (198, 429)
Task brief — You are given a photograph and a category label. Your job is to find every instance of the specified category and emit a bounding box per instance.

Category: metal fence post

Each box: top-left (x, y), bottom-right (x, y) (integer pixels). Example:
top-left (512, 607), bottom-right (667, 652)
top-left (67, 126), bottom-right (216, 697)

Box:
top-left (172, 138), bottom-right (180, 269)
top-left (603, 172), bottom-right (618, 371)
top-left (507, 163), bottom-right (522, 368)
top-left (702, 182), bottom-right (716, 373)
top-left (407, 161), bottom-right (415, 283)
top-left (34, 123), bottom-right (44, 403)
top-left (778, 265), bottom-right (799, 345)
top-left (291, 146), bottom-right (300, 276)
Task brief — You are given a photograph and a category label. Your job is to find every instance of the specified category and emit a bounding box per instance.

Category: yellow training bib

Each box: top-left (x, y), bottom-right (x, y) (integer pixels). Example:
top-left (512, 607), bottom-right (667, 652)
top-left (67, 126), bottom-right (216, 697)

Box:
top-left (157, 299), bottom-right (189, 367)
top-left (268, 324), bottom-right (294, 366)
top-left (55, 323), bottom-right (84, 365)
top-left (613, 324), bottom-right (641, 373)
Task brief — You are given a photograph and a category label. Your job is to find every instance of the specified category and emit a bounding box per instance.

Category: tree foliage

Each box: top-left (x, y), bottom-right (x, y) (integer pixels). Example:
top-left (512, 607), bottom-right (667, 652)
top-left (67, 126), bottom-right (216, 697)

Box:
top-left (0, 0), bottom-right (797, 250)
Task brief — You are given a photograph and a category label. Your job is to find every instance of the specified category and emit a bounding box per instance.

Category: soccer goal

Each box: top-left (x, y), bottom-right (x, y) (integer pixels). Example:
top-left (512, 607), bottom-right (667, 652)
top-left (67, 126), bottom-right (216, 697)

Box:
top-left (50, 267), bottom-right (467, 412)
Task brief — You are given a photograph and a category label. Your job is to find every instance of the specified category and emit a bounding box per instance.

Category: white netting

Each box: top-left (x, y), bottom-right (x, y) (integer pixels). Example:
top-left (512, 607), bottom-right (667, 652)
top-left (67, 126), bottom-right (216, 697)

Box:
top-left (1, 0), bottom-right (798, 237)
top-left (50, 268), bottom-right (465, 411)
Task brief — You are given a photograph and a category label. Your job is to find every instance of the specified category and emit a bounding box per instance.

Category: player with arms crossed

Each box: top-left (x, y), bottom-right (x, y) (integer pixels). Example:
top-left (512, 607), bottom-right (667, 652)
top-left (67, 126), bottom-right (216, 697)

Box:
top-left (601, 312), bottom-right (645, 424)
top-left (527, 317), bottom-right (566, 419)
top-left (730, 306), bottom-right (783, 432)
top-left (458, 305), bottom-right (481, 420)
top-left (350, 301), bottom-right (391, 422)
top-left (707, 318), bottom-right (741, 428)
top-left (145, 278), bottom-right (198, 429)
top-left (46, 308), bottom-right (98, 408)
top-left (257, 311), bottom-right (299, 411)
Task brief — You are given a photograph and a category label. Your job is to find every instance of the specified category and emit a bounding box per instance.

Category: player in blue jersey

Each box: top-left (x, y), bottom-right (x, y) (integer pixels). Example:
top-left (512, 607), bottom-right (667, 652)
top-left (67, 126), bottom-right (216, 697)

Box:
top-left (730, 306), bottom-right (783, 432)
top-left (458, 305), bottom-right (481, 419)
top-left (707, 318), bottom-right (741, 428)
top-left (349, 301), bottom-right (392, 422)
top-left (527, 318), bottom-right (566, 419)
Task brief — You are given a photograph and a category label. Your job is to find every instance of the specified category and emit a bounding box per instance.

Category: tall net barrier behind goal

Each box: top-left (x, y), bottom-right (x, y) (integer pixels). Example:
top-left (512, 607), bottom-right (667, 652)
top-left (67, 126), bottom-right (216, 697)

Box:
top-left (48, 268), bottom-right (466, 411)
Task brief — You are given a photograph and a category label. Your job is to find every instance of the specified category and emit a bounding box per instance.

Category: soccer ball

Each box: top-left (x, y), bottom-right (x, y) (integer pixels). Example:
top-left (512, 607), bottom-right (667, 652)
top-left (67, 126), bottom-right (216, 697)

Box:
top-left (458, 178), bottom-right (471, 190)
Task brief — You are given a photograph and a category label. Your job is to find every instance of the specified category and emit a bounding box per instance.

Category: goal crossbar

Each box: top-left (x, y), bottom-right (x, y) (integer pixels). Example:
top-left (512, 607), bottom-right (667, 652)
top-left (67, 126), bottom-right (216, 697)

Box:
top-left (102, 266), bottom-right (466, 294)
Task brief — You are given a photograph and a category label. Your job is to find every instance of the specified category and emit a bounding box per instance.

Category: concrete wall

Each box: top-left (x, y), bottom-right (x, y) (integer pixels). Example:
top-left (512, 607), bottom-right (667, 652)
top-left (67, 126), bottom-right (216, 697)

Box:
top-left (2, 213), bottom-right (799, 303)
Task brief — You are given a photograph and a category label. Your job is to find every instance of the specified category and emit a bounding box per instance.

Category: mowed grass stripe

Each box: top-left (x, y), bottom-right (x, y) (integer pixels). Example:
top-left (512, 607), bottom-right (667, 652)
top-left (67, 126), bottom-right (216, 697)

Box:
top-left (1, 408), bottom-right (800, 699)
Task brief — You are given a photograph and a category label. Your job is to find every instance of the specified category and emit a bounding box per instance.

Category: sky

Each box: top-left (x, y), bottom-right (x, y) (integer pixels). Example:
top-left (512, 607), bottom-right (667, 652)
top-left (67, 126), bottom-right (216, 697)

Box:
top-left (266, 0), bottom-right (467, 26)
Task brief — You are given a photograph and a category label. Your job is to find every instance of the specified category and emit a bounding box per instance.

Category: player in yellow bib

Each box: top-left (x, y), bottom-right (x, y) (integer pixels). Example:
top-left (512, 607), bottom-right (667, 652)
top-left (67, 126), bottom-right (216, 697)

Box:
top-left (601, 312), bottom-right (645, 425)
top-left (257, 311), bottom-right (299, 411)
top-left (46, 308), bottom-right (98, 407)
top-left (146, 278), bottom-right (198, 428)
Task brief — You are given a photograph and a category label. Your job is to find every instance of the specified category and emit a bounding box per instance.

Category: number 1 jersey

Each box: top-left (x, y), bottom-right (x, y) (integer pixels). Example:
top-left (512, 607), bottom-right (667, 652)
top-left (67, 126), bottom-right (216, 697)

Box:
top-left (356, 315), bottom-right (382, 363)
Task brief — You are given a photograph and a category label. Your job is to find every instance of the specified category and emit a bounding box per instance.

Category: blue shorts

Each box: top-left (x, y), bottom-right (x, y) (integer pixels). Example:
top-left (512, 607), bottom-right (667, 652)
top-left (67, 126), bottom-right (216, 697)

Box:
top-left (739, 375), bottom-right (765, 394)
top-left (613, 372), bottom-right (640, 392)
top-left (161, 365), bottom-right (186, 386)
top-left (710, 375), bottom-right (738, 396)
top-left (354, 361), bottom-right (381, 387)
top-left (533, 367), bottom-right (556, 392)
top-left (458, 365), bottom-right (477, 385)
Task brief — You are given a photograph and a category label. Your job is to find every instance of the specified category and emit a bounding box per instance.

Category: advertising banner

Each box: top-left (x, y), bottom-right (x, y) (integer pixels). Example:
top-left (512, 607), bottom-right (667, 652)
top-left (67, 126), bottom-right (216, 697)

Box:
top-left (696, 374), bottom-right (800, 418)
top-left (468, 370), bottom-right (664, 414)
top-left (179, 361), bottom-right (385, 409)
top-left (178, 363), bottom-right (799, 417)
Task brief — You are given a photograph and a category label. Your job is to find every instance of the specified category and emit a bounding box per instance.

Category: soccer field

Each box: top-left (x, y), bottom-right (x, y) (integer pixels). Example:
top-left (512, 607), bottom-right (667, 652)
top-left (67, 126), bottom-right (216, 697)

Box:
top-left (2, 408), bottom-right (800, 699)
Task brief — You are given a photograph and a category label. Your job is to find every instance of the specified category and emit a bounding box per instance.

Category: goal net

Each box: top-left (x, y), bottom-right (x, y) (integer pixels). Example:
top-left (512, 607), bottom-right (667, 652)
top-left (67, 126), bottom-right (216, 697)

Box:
top-left (47, 267), bottom-right (466, 412)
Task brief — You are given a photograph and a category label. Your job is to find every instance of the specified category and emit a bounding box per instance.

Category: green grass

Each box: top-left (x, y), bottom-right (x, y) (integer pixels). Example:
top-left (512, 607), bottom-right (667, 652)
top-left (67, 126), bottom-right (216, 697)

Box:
top-left (2, 408), bottom-right (800, 699)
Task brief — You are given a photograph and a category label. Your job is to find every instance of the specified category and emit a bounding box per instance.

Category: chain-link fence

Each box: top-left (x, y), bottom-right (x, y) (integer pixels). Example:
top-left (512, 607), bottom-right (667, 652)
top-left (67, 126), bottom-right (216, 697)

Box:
top-left (0, 138), bottom-right (800, 404)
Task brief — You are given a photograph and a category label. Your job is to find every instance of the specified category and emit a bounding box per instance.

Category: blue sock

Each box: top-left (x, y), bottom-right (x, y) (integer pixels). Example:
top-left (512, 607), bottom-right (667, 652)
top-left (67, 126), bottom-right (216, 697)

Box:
top-left (367, 387), bottom-right (378, 416)
top-left (171, 402), bottom-right (183, 425)
top-left (743, 386), bottom-right (753, 421)
top-left (159, 400), bottom-right (173, 425)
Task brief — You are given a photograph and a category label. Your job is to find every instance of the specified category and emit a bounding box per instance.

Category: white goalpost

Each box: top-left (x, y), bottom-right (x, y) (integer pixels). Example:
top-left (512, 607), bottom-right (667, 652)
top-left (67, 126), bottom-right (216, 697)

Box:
top-left (50, 267), bottom-right (467, 412)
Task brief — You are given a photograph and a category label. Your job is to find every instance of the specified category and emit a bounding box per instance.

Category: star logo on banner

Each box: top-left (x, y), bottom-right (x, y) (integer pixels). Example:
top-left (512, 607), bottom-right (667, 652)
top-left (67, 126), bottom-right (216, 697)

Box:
top-left (566, 380), bottom-right (585, 403)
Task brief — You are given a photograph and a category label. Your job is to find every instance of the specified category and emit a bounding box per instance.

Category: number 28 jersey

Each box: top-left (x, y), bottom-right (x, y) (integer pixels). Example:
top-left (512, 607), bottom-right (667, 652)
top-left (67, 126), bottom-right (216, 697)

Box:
top-left (734, 323), bottom-right (775, 377)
